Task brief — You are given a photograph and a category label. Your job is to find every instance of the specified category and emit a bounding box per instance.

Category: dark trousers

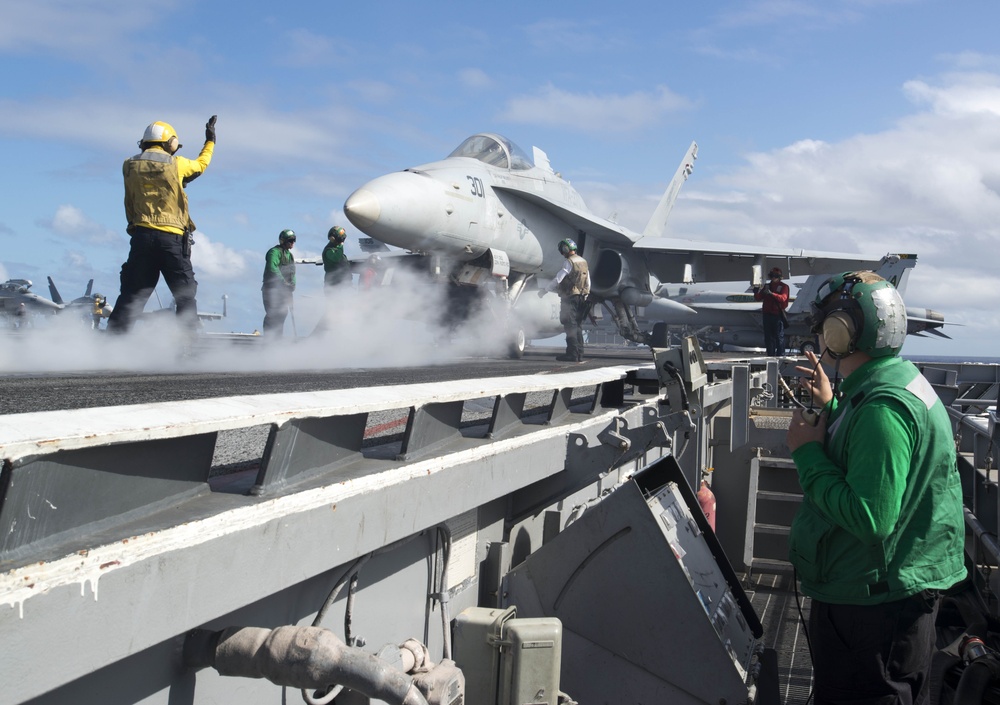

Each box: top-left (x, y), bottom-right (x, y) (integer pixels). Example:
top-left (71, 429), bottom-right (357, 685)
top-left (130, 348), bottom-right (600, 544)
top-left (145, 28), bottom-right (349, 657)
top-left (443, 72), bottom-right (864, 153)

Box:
top-left (762, 312), bottom-right (785, 356)
top-left (262, 284), bottom-right (293, 337)
top-left (809, 593), bottom-right (939, 705)
top-left (108, 227), bottom-right (198, 333)
top-left (560, 294), bottom-right (587, 360)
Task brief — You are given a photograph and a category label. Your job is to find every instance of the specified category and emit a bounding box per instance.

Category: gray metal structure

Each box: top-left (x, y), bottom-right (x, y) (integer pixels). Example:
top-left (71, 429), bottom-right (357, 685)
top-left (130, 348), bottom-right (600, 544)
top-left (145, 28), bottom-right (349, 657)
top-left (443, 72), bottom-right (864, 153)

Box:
top-left (2, 354), bottom-right (997, 704)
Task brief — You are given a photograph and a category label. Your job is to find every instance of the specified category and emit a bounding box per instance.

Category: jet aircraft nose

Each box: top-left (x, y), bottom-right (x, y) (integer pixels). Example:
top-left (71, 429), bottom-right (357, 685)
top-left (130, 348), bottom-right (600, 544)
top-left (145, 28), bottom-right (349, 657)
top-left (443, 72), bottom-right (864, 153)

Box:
top-left (343, 171), bottom-right (444, 250)
top-left (343, 189), bottom-right (380, 230)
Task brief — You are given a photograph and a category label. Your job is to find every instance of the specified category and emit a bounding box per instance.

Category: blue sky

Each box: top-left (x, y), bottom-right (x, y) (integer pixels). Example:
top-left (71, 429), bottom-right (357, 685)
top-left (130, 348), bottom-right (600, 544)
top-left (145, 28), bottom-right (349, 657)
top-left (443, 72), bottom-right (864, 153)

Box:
top-left (2, 0), bottom-right (999, 358)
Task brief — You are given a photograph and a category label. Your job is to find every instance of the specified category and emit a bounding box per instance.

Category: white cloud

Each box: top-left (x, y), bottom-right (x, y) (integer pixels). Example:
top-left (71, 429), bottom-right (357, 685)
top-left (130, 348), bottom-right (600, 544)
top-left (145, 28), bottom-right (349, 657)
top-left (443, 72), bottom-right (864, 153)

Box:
top-left (42, 204), bottom-right (120, 245)
top-left (0, 0), bottom-right (164, 56)
top-left (499, 84), bottom-right (694, 134)
top-left (0, 96), bottom-right (359, 170)
top-left (903, 74), bottom-right (1000, 117)
top-left (573, 68), bottom-right (1000, 355)
top-left (190, 232), bottom-right (252, 281)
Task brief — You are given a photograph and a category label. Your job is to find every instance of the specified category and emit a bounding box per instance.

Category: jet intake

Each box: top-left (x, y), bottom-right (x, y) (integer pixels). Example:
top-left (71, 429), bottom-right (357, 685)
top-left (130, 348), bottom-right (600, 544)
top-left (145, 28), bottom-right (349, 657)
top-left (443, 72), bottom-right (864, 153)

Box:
top-left (591, 249), bottom-right (632, 296)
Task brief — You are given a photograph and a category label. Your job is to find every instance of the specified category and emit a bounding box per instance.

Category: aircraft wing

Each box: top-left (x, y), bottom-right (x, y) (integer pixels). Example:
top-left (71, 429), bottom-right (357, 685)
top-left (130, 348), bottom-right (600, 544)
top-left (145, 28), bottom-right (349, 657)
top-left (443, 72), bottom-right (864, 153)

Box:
top-left (491, 185), bottom-right (882, 282)
top-left (633, 237), bottom-right (884, 284)
top-left (906, 308), bottom-right (955, 338)
top-left (491, 185), bottom-right (638, 249)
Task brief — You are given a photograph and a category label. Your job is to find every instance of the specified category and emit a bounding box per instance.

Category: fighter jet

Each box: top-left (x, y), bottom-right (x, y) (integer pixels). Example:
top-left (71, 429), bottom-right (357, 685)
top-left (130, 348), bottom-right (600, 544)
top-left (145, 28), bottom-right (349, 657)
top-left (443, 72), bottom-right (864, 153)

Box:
top-left (47, 277), bottom-right (113, 325)
top-left (0, 279), bottom-right (63, 317)
top-left (649, 254), bottom-right (952, 353)
top-left (344, 134), bottom-right (884, 356)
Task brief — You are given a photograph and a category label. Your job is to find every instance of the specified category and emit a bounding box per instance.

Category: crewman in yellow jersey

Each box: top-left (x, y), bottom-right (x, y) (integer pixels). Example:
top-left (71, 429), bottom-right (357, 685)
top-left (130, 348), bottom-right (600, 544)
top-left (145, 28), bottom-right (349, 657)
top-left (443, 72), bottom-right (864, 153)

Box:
top-left (108, 116), bottom-right (217, 333)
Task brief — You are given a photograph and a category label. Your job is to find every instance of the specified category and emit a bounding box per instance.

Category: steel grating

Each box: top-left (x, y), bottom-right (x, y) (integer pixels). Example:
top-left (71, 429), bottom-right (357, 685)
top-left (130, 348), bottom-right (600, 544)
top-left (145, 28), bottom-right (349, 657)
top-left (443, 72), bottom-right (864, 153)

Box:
top-left (746, 571), bottom-right (814, 705)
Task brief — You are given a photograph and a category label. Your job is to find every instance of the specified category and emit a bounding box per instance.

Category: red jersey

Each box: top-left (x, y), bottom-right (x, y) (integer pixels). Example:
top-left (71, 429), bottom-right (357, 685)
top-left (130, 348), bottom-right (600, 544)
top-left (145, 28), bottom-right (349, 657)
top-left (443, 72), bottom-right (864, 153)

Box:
top-left (754, 281), bottom-right (789, 315)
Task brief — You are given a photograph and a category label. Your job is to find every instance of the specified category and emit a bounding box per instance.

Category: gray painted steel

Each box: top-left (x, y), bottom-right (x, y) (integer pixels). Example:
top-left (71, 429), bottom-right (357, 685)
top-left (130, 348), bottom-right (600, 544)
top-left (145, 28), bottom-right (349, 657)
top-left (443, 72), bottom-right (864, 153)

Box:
top-left (1, 363), bottom-right (698, 704)
top-left (3, 357), bottom-right (991, 705)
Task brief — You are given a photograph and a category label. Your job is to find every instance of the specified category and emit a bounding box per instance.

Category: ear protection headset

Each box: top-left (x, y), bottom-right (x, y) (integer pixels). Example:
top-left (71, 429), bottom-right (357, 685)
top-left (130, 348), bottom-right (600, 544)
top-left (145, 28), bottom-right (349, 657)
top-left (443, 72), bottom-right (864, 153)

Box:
top-left (815, 276), bottom-right (864, 357)
top-left (557, 238), bottom-right (577, 256)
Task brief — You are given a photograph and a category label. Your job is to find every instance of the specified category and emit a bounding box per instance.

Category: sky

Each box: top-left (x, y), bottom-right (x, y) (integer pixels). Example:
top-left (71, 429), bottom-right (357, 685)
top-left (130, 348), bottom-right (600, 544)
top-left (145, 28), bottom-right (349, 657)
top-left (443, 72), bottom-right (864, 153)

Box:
top-left (2, 0), bottom-right (1000, 366)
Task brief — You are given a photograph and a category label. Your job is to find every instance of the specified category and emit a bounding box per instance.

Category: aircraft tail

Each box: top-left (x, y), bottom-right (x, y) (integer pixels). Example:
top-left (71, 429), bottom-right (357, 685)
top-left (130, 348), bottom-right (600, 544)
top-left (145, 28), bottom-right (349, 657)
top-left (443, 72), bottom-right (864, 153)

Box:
top-left (47, 276), bottom-right (64, 305)
top-left (84, 279), bottom-right (94, 298)
top-left (641, 141), bottom-right (698, 238)
top-left (786, 254), bottom-right (917, 314)
top-left (873, 254), bottom-right (917, 296)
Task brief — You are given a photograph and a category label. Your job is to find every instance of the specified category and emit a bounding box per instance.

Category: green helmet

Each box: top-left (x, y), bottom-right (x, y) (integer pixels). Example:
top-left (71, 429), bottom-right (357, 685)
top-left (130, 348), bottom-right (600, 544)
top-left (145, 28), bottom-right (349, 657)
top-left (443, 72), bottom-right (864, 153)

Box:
top-left (811, 271), bottom-right (907, 358)
top-left (328, 226), bottom-right (346, 242)
top-left (558, 238), bottom-right (578, 255)
top-left (279, 229), bottom-right (296, 243)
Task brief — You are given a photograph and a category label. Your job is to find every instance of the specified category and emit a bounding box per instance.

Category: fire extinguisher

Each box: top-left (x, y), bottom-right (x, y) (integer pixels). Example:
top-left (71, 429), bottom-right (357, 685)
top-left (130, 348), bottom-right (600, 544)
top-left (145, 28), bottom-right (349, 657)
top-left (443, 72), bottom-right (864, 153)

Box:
top-left (697, 470), bottom-right (717, 531)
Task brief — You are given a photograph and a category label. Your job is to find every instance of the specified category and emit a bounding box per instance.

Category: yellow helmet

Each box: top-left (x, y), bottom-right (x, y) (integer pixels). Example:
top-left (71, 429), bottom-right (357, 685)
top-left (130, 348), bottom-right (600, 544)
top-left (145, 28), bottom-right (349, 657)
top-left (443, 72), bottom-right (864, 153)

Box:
top-left (139, 121), bottom-right (181, 152)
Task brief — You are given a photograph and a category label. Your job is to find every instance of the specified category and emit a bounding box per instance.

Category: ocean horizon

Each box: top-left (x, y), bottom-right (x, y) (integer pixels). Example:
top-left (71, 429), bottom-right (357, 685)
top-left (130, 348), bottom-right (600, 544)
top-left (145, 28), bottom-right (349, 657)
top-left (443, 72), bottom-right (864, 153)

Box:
top-left (906, 354), bottom-right (1000, 365)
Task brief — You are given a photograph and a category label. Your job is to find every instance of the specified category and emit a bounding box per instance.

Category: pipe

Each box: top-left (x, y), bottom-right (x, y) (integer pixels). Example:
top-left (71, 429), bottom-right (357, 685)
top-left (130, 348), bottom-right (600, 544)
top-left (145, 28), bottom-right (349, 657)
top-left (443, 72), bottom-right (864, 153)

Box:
top-left (964, 507), bottom-right (1000, 565)
top-left (436, 526), bottom-right (453, 660)
top-left (209, 626), bottom-right (429, 705)
top-left (954, 636), bottom-right (1000, 705)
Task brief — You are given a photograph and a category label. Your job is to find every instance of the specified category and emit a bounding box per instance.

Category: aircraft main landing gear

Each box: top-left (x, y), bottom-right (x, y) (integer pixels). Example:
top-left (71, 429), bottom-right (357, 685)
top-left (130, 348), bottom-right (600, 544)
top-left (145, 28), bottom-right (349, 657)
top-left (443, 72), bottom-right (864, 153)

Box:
top-left (508, 327), bottom-right (526, 359)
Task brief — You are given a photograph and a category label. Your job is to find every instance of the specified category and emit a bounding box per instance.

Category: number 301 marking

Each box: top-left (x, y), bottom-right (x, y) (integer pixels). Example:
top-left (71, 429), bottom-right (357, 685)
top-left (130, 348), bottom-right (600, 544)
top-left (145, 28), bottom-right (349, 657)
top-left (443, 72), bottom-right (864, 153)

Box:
top-left (467, 176), bottom-right (485, 198)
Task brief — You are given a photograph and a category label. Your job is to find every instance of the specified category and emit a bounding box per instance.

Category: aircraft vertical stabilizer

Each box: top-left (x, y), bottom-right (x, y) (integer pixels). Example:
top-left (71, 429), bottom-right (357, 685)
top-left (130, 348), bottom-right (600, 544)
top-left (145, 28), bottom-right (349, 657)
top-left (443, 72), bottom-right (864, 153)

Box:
top-left (47, 276), bottom-right (65, 305)
top-left (875, 254), bottom-right (916, 296)
top-left (642, 141), bottom-right (698, 238)
top-left (786, 254), bottom-right (917, 314)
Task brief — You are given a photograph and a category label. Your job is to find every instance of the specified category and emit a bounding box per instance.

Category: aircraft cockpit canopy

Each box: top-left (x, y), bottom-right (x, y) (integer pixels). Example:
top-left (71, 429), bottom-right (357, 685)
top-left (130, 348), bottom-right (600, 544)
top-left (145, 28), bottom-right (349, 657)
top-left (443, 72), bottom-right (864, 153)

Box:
top-left (448, 134), bottom-right (534, 171)
top-left (1, 279), bottom-right (32, 293)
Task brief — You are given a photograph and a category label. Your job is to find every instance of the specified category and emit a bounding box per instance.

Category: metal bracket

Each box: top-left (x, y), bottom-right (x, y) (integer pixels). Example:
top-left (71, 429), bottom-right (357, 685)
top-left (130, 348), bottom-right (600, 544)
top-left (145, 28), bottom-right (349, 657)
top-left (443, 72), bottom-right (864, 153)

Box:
top-left (398, 400), bottom-right (466, 461)
top-left (252, 413), bottom-right (369, 495)
top-left (566, 415), bottom-right (670, 477)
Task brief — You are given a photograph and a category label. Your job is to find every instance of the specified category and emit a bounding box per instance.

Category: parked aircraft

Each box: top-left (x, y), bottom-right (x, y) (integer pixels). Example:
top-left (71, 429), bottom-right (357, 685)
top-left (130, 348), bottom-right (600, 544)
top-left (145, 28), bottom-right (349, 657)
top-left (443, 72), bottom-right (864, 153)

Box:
top-left (47, 277), bottom-right (112, 325)
top-left (649, 254), bottom-right (951, 353)
top-left (344, 134), bottom-right (883, 356)
top-left (0, 279), bottom-right (63, 317)
top-left (48, 276), bottom-right (94, 309)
